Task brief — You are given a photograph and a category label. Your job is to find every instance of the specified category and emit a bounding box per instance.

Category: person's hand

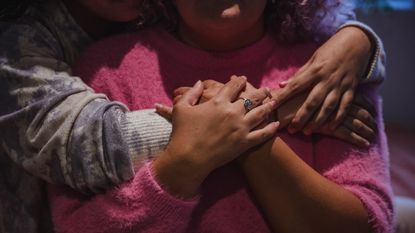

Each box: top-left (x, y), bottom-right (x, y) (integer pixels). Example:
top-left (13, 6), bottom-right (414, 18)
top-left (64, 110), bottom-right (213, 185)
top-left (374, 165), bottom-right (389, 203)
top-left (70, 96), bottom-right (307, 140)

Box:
top-left (152, 76), bottom-right (279, 198)
top-left (161, 79), bottom-right (377, 147)
top-left (271, 26), bottom-right (375, 134)
top-left (156, 79), bottom-right (270, 120)
top-left (317, 94), bottom-right (377, 147)
top-left (275, 92), bottom-right (377, 147)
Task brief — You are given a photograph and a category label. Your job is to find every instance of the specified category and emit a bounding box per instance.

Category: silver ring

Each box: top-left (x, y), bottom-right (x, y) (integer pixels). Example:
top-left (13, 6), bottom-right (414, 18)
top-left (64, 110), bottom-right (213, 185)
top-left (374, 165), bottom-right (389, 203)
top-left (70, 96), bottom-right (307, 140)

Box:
top-left (239, 97), bottom-right (254, 112)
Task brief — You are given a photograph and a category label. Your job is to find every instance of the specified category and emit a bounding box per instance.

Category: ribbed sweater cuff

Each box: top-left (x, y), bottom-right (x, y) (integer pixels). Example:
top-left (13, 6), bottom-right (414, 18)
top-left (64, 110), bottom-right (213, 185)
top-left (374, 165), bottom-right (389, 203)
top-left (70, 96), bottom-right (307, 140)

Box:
top-left (120, 109), bottom-right (172, 171)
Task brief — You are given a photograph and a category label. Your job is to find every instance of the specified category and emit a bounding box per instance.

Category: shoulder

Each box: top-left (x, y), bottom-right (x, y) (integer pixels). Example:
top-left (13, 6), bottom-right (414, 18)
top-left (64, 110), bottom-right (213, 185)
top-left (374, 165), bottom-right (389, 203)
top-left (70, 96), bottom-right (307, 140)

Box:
top-left (0, 17), bottom-right (62, 64)
top-left (74, 28), bottom-right (162, 77)
top-left (80, 28), bottom-right (161, 61)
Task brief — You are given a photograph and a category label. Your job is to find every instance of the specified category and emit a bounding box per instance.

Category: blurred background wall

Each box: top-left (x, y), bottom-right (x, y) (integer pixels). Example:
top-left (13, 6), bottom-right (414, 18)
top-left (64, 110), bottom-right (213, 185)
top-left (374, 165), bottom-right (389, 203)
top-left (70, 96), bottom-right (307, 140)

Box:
top-left (356, 0), bottom-right (415, 198)
top-left (356, 0), bottom-right (415, 128)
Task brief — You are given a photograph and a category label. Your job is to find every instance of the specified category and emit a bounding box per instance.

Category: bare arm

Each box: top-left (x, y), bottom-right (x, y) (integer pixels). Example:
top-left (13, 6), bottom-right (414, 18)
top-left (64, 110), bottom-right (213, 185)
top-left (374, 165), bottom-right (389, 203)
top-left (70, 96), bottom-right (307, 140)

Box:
top-left (239, 89), bottom-right (393, 233)
top-left (239, 137), bottom-right (371, 233)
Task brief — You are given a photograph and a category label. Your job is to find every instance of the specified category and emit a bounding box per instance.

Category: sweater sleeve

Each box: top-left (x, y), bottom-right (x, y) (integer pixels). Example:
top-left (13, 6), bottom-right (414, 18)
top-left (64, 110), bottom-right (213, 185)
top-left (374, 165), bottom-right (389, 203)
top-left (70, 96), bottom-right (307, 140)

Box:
top-left (0, 21), bottom-right (171, 194)
top-left (49, 162), bottom-right (198, 233)
top-left (313, 90), bottom-right (394, 233)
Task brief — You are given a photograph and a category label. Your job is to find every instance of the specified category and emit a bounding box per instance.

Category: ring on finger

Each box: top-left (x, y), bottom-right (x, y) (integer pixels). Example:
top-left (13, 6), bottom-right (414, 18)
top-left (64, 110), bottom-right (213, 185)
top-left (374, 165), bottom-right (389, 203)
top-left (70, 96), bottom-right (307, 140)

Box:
top-left (239, 97), bottom-right (254, 112)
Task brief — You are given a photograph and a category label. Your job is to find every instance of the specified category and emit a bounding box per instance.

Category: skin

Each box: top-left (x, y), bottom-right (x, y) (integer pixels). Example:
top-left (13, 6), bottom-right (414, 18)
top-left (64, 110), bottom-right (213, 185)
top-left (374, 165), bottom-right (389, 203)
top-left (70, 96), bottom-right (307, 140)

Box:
top-left (240, 137), bottom-right (371, 233)
top-left (153, 77), bottom-right (278, 198)
top-left (62, 0), bottom-right (376, 147)
top-left (61, 0), bottom-right (376, 231)
top-left (175, 0), bottom-right (267, 51)
top-left (153, 0), bottom-right (374, 232)
top-left (273, 26), bottom-right (375, 134)
top-left (165, 80), bottom-right (377, 147)
top-left (62, 0), bottom-right (143, 38)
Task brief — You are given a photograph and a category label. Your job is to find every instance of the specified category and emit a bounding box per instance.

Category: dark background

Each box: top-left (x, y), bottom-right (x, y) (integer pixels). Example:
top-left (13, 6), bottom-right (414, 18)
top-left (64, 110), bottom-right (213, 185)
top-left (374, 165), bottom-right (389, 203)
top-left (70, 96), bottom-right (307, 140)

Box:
top-left (356, 1), bottom-right (415, 129)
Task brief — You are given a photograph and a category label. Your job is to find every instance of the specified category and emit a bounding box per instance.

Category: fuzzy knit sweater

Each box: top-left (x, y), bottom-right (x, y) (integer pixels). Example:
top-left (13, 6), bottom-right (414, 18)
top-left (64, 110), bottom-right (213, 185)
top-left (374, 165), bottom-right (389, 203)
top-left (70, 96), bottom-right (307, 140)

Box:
top-left (49, 27), bottom-right (394, 233)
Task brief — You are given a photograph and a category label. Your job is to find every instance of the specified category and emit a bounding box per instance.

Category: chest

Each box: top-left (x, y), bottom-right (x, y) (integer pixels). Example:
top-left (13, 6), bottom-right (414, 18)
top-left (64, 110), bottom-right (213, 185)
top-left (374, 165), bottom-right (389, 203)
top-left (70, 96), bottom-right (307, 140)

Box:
top-left (90, 58), bottom-right (300, 111)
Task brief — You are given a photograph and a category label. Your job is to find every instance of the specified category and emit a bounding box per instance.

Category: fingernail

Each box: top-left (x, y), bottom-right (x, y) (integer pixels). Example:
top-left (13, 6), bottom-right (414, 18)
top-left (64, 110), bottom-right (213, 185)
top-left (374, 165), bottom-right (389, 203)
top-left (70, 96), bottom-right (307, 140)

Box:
top-left (279, 80), bottom-right (288, 88)
top-left (274, 121), bottom-right (280, 128)
top-left (155, 103), bottom-right (162, 109)
top-left (194, 80), bottom-right (202, 87)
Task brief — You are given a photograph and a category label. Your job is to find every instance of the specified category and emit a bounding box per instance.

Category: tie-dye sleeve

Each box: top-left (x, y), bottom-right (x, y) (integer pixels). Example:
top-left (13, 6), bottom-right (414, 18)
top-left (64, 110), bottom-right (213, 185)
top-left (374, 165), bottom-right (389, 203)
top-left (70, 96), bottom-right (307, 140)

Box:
top-left (0, 22), bottom-right (171, 194)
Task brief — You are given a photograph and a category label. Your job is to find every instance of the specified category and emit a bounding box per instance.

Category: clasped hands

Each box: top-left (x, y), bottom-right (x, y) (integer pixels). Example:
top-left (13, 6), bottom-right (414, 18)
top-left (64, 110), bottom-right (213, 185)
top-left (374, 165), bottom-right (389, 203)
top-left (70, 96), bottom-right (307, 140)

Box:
top-left (153, 75), bottom-right (376, 199)
top-left (157, 77), bottom-right (377, 148)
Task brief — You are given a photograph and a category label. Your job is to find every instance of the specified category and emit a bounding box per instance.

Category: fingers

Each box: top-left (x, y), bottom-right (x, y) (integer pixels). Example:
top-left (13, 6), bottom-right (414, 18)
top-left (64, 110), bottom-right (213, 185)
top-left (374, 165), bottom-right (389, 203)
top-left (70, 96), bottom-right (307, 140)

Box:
top-left (177, 80), bottom-right (203, 106)
top-left (203, 79), bottom-right (224, 90)
top-left (155, 104), bottom-right (173, 122)
top-left (246, 121), bottom-right (280, 146)
top-left (349, 104), bottom-right (378, 134)
top-left (173, 87), bottom-right (191, 98)
top-left (288, 83), bottom-right (326, 133)
top-left (353, 94), bottom-right (377, 117)
top-left (303, 89), bottom-right (340, 134)
top-left (331, 125), bottom-right (370, 148)
top-left (239, 87), bottom-right (270, 110)
top-left (201, 80), bottom-right (224, 102)
top-left (173, 95), bottom-right (182, 104)
top-left (244, 100), bottom-right (277, 129)
top-left (330, 89), bottom-right (354, 130)
top-left (216, 76), bottom-right (247, 102)
top-left (272, 66), bottom-right (314, 105)
top-left (343, 116), bottom-right (375, 144)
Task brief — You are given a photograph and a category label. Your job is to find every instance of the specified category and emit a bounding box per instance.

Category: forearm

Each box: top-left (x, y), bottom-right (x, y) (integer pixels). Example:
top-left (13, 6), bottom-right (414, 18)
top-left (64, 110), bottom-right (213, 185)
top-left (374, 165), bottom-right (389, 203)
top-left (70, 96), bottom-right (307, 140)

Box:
top-left (240, 137), bottom-right (371, 233)
top-left (67, 99), bottom-right (172, 193)
top-left (274, 93), bottom-right (306, 128)
top-left (0, 62), bottom-right (171, 193)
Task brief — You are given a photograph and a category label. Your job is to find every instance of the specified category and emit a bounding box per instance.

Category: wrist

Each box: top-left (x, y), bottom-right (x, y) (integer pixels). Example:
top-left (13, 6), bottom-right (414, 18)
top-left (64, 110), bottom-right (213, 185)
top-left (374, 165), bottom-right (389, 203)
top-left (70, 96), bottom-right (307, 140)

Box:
top-left (338, 26), bottom-right (375, 80)
top-left (152, 150), bottom-right (210, 199)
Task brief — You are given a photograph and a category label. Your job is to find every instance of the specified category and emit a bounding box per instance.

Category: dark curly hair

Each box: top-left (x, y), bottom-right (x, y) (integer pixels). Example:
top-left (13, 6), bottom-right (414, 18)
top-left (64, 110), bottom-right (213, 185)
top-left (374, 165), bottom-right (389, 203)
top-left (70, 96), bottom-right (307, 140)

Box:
top-left (0, 0), bottom-right (48, 21)
top-left (1, 0), bottom-right (351, 42)
top-left (138, 0), bottom-right (349, 42)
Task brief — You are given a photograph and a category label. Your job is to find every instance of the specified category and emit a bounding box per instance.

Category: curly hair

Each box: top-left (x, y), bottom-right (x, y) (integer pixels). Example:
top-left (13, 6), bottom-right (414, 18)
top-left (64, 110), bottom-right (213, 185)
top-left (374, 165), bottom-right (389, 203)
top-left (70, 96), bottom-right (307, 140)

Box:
top-left (0, 0), bottom-right (47, 21)
top-left (138, 0), bottom-right (347, 42)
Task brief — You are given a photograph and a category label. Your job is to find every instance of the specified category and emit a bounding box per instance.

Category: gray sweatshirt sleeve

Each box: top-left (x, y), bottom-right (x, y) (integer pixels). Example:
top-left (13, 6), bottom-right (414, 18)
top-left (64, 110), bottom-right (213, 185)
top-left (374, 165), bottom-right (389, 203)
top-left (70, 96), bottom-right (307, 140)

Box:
top-left (0, 22), bottom-right (171, 194)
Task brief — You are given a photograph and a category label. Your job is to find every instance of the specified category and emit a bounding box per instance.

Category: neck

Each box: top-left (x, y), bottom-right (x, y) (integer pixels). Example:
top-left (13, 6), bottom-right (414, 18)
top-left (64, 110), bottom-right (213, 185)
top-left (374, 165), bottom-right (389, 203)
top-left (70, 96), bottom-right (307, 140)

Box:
top-left (177, 17), bottom-right (265, 52)
top-left (62, 0), bottom-right (121, 39)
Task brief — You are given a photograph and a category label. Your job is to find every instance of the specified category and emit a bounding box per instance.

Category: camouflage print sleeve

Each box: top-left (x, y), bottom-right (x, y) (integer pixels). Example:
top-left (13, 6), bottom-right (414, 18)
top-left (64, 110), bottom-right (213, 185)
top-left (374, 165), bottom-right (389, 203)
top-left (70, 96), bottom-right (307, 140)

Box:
top-left (0, 22), bottom-right (171, 194)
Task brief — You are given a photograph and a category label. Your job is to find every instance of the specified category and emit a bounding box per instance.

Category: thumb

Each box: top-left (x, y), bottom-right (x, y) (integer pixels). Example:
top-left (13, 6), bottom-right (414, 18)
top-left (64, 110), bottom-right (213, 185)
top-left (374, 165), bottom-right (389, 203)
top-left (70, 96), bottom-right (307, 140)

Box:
top-left (177, 80), bottom-right (203, 106)
top-left (155, 104), bottom-right (173, 122)
top-left (279, 79), bottom-right (290, 88)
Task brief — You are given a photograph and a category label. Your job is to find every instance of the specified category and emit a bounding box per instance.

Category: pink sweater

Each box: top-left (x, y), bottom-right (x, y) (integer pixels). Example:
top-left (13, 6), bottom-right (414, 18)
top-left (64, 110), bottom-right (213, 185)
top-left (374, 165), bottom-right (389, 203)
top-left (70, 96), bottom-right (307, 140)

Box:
top-left (49, 27), bottom-right (393, 233)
